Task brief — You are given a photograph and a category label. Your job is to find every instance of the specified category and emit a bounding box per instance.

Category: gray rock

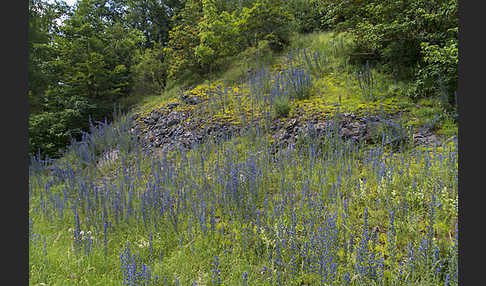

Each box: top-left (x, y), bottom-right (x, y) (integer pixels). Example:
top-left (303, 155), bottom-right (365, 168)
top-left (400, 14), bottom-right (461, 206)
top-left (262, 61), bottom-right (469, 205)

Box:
top-left (181, 91), bottom-right (202, 105)
top-left (167, 102), bottom-right (180, 109)
top-left (279, 130), bottom-right (290, 141)
top-left (167, 118), bottom-right (180, 127)
top-left (185, 96), bottom-right (202, 105)
top-left (342, 127), bottom-right (354, 137)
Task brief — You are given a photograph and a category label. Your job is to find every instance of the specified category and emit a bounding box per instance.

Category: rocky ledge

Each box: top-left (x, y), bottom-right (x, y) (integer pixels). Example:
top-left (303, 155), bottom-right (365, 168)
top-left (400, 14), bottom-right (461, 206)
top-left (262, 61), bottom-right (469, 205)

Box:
top-left (130, 92), bottom-right (444, 154)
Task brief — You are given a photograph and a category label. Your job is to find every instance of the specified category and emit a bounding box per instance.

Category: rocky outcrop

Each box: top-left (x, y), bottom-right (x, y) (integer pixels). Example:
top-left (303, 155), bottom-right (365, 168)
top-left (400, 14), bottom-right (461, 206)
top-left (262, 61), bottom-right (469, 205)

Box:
top-left (130, 97), bottom-right (444, 154)
top-left (269, 113), bottom-right (369, 147)
top-left (131, 106), bottom-right (240, 154)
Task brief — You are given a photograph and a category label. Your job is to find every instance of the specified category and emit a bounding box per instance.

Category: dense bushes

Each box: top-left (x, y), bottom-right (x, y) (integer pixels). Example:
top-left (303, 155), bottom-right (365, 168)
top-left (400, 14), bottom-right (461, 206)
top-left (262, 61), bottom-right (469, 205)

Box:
top-left (414, 39), bottom-right (458, 106)
top-left (285, 0), bottom-right (324, 33)
top-left (132, 44), bottom-right (167, 95)
top-left (28, 0), bottom-right (144, 157)
top-left (315, 0), bottom-right (458, 110)
top-left (165, 0), bottom-right (293, 78)
top-left (195, 1), bottom-right (240, 70)
top-left (235, 0), bottom-right (293, 52)
top-left (163, 0), bottom-right (203, 81)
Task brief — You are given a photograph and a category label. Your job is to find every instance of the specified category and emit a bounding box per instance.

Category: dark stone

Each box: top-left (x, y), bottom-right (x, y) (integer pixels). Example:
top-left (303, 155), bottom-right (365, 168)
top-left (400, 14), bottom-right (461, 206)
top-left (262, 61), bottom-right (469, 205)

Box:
top-left (167, 102), bottom-right (180, 109)
top-left (181, 91), bottom-right (202, 105)
top-left (342, 127), bottom-right (353, 137)
top-left (144, 117), bottom-right (156, 125)
top-left (185, 96), bottom-right (202, 105)
top-left (167, 118), bottom-right (180, 127)
top-left (279, 130), bottom-right (290, 141)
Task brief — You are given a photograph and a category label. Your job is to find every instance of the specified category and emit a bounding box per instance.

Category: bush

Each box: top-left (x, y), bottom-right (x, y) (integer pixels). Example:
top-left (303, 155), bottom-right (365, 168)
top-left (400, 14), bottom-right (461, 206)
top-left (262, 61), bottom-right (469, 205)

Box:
top-left (166, 0), bottom-right (294, 79)
top-left (29, 109), bottom-right (86, 158)
top-left (164, 0), bottom-right (203, 80)
top-left (132, 45), bottom-right (167, 95)
top-left (273, 96), bottom-right (291, 118)
top-left (414, 39), bottom-right (458, 103)
top-left (195, 3), bottom-right (241, 71)
top-left (285, 0), bottom-right (322, 33)
top-left (236, 0), bottom-right (293, 52)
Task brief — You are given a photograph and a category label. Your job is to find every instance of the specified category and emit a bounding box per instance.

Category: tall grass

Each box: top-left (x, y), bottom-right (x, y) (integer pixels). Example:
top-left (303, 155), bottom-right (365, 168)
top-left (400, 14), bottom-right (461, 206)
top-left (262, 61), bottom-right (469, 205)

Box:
top-left (29, 105), bottom-right (457, 285)
top-left (29, 31), bottom-right (457, 286)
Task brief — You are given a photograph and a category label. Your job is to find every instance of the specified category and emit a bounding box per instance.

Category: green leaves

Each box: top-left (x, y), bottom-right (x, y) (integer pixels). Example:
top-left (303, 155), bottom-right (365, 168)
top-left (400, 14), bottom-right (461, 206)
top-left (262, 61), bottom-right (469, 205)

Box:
top-left (236, 0), bottom-right (293, 51)
top-left (284, 0), bottom-right (322, 33)
top-left (164, 0), bottom-right (203, 80)
top-left (124, 0), bottom-right (182, 48)
top-left (28, 0), bottom-right (144, 158)
top-left (320, 0), bottom-right (458, 107)
top-left (415, 39), bottom-right (458, 104)
top-left (196, 2), bottom-right (240, 68)
top-left (165, 0), bottom-right (293, 78)
top-left (132, 46), bottom-right (168, 94)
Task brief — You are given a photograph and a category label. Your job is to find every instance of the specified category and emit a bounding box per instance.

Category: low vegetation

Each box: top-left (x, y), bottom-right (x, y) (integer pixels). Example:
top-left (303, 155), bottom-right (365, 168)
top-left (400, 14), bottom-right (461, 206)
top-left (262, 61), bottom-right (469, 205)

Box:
top-left (29, 0), bottom-right (458, 285)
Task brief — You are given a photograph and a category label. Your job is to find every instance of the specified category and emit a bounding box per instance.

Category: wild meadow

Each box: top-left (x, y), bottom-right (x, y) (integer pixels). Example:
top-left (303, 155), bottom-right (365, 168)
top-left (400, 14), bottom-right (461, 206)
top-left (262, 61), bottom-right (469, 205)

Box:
top-left (28, 0), bottom-right (458, 284)
top-left (29, 109), bottom-right (458, 285)
top-left (29, 35), bottom-right (457, 286)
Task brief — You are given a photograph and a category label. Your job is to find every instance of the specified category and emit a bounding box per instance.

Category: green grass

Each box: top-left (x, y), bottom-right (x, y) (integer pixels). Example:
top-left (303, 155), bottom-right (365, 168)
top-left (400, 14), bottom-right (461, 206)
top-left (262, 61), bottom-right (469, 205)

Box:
top-left (29, 31), bottom-right (458, 286)
top-left (131, 31), bottom-right (456, 141)
top-left (29, 129), bottom-right (458, 285)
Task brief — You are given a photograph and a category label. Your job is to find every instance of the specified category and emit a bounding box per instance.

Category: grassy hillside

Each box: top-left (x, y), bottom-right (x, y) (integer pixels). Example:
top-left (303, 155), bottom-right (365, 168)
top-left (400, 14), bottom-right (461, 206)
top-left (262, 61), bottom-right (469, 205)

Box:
top-left (29, 31), bottom-right (458, 285)
top-left (134, 31), bottom-right (455, 140)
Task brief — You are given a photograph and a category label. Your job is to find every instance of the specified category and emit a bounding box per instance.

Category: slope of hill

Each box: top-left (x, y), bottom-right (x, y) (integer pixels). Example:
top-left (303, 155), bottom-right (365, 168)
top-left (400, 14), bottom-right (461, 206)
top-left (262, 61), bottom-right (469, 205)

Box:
top-left (29, 31), bottom-right (458, 285)
top-left (130, 32), bottom-right (454, 154)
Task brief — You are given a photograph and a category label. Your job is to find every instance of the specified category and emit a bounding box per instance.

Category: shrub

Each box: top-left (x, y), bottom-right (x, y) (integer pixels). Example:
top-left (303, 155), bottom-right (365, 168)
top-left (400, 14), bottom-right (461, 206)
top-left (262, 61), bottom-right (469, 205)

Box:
top-left (164, 0), bottom-right (203, 80)
top-left (414, 39), bottom-right (458, 103)
top-left (236, 0), bottom-right (293, 52)
top-left (285, 0), bottom-right (322, 33)
top-left (273, 96), bottom-right (291, 118)
top-left (28, 95), bottom-right (93, 158)
top-left (132, 45), bottom-right (167, 95)
top-left (325, 0), bottom-right (458, 103)
top-left (195, 2), bottom-right (241, 71)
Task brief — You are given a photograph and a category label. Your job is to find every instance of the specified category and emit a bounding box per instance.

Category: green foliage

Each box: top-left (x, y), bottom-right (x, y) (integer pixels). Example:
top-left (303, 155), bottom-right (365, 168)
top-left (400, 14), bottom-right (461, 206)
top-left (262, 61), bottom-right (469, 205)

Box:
top-left (29, 95), bottom-right (94, 158)
top-left (273, 96), bottom-right (291, 118)
top-left (414, 39), bottom-right (458, 103)
top-left (361, 1), bottom-right (457, 83)
top-left (318, 0), bottom-right (370, 31)
top-left (164, 0), bottom-right (203, 80)
top-left (195, 0), bottom-right (241, 70)
top-left (28, 0), bottom-right (71, 114)
top-left (437, 114), bottom-right (457, 137)
top-left (284, 0), bottom-right (322, 33)
top-left (125, 0), bottom-right (183, 48)
top-left (236, 0), bottom-right (293, 52)
top-left (132, 44), bottom-right (167, 95)
top-left (28, 0), bottom-right (144, 157)
top-left (166, 0), bottom-right (293, 79)
top-left (316, 0), bottom-right (458, 115)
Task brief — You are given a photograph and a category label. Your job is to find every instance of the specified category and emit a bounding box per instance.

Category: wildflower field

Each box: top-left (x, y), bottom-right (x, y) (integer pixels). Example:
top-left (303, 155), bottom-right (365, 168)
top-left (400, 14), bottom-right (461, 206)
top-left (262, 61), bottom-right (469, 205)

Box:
top-left (29, 32), bottom-right (458, 285)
